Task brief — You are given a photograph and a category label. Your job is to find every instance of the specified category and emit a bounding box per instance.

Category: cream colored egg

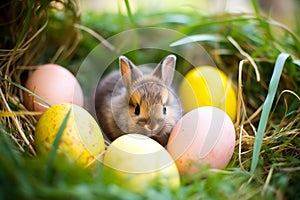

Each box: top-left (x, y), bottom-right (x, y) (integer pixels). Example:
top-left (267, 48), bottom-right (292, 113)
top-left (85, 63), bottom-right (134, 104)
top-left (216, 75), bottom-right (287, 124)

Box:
top-left (35, 103), bottom-right (105, 167)
top-left (24, 64), bottom-right (83, 119)
top-left (167, 106), bottom-right (236, 175)
top-left (102, 134), bottom-right (180, 193)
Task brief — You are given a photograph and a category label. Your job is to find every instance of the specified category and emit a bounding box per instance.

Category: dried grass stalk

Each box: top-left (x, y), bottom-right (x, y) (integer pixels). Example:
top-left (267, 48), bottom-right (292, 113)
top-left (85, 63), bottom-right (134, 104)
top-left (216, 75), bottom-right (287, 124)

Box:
top-left (0, 0), bottom-right (81, 155)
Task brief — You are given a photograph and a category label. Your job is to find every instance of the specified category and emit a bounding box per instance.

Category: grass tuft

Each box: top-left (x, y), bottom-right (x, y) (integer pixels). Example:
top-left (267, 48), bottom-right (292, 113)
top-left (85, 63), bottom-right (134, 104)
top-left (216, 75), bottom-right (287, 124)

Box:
top-left (251, 53), bottom-right (291, 173)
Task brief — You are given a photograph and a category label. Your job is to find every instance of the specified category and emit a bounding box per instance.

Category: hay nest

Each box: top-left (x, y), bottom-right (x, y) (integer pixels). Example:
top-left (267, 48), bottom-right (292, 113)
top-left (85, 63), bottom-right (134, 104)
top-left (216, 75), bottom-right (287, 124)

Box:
top-left (0, 0), bottom-right (80, 155)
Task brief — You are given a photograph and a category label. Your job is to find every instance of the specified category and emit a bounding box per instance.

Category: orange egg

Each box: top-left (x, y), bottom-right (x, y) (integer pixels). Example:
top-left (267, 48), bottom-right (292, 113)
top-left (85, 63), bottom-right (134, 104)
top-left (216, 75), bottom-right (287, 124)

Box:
top-left (23, 64), bottom-right (83, 118)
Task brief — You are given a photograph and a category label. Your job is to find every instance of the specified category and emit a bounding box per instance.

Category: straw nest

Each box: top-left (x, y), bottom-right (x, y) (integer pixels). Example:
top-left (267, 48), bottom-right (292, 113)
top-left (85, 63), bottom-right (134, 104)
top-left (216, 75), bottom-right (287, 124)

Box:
top-left (0, 0), bottom-right (80, 155)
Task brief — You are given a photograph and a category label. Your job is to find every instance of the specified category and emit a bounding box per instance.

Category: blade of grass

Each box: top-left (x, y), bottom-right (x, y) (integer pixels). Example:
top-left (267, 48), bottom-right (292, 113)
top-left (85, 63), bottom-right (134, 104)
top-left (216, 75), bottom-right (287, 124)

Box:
top-left (251, 0), bottom-right (261, 16)
top-left (124, 0), bottom-right (135, 27)
top-left (0, 121), bottom-right (22, 168)
top-left (169, 34), bottom-right (227, 47)
top-left (0, 76), bottom-right (51, 108)
top-left (44, 108), bottom-right (71, 181)
top-left (0, 122), bottom-right (33, 197)
top-left (293, 60), bottom-right (300, 68)
top-left (250, 52), bottom-right (290, 173)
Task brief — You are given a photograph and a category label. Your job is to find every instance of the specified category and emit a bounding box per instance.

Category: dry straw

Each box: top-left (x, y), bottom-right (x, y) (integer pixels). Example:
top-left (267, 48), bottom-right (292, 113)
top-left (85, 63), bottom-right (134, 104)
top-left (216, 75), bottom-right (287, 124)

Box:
top-left (0, 0), bottom-right (80, 155)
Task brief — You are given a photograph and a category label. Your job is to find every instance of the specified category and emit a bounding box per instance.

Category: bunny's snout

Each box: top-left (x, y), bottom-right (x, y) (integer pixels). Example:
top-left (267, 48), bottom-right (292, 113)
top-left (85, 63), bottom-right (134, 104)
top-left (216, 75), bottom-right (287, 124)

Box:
top-left (142, 117), bottom-right (165, 137)
top-left (144, 123), bottom-right (159, 132)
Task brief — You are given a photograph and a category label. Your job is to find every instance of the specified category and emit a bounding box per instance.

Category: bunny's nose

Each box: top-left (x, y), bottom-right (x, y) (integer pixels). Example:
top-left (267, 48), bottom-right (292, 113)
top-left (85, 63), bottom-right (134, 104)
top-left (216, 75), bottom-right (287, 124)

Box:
top-left (144, 122), bottom-right (159, 131)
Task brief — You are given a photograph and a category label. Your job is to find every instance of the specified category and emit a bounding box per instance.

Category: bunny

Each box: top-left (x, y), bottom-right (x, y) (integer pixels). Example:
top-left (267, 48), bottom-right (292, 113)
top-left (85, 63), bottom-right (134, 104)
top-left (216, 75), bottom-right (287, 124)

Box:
top-left (95, 55), bottom-right (182, 146)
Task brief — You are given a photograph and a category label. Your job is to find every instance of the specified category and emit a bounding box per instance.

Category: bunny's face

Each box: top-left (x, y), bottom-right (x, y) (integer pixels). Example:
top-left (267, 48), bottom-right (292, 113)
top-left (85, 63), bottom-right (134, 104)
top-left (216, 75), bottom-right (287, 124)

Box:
top-left (127, 81), bottom-right (174, 137)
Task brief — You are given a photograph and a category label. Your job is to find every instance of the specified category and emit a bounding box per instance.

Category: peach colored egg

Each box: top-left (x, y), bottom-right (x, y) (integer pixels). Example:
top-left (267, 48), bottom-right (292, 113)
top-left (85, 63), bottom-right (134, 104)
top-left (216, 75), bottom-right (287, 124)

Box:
top-left (23, 64), bottom-right (83, 118)
top-left (167, 106), bottom-right (236, 175)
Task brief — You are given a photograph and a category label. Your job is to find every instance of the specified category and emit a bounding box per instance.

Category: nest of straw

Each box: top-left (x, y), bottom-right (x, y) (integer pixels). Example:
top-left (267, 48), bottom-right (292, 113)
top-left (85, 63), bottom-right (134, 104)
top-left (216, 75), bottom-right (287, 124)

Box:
top-left (0, 0), bottom-right (80, 155)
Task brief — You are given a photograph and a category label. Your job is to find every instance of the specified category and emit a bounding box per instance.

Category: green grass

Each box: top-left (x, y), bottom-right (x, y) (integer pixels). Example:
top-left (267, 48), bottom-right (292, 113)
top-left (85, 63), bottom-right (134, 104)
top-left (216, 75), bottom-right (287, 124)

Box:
top-left (0, 130), bottom-right (270, 199)
top-left (0, 0), bottom-right (300, 199)
top-left (251, 53), bottom-right (290, 173)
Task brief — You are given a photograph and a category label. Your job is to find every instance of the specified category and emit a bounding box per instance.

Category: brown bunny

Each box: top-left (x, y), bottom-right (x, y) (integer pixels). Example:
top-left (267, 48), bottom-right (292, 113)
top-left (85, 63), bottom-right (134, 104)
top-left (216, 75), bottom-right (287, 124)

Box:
top-left (95, 55), bottom-right (182, 146)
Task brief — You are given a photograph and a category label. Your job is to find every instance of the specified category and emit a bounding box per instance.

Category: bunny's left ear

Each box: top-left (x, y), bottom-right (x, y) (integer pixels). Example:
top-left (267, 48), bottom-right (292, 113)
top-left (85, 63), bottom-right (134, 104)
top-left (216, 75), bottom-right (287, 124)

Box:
top-left (152, 54), bottom-right (176, 86)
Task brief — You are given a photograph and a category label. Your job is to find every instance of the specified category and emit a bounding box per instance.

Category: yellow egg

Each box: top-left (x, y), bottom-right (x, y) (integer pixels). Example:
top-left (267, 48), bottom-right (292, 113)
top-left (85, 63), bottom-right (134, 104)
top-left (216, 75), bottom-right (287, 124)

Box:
top-left (35, 103), bottom-right (105, 167)
top-left (102, 134), bottom-right (180, 193)
top-left (179, 66), bottom-right (237, 121)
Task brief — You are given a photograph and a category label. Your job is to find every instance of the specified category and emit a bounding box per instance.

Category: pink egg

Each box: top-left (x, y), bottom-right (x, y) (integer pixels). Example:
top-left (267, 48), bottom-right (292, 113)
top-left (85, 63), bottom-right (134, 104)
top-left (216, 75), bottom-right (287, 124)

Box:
top-left (23, 64), bottom-right (84, 118)
top-left (167, 106), bottom-right (236, 175)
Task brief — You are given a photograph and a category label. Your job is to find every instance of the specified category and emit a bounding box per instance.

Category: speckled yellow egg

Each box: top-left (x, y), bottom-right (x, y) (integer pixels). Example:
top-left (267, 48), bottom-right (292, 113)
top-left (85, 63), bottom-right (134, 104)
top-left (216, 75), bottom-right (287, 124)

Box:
top-left (179, 66), bottom-right (237, 121)
top-left (102, 134), bottom-right (180, 193)
top-left (35, 103), bottom-right (105, 167)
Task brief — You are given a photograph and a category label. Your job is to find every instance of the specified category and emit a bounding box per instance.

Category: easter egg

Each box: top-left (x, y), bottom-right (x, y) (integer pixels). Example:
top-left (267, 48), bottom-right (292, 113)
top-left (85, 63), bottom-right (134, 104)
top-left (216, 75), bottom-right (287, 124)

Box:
top-left (167, 106), bottom-right (236, 175)
top-left (35, 103), bottom-right (105, 167)
top-left (179, 66), bottom-right (237, 121)
top-left (102, 134), bottom-right (180, 193)
top-left (23, 64), bottom-right (84, 119)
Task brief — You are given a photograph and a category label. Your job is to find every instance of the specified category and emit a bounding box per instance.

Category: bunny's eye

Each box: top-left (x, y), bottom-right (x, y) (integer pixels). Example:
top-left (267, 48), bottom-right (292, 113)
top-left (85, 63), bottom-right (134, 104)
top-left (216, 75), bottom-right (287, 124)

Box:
top-left (134, 104), bottom-right (140, 115)
top-left (163, 104), bottom-right (167, 115)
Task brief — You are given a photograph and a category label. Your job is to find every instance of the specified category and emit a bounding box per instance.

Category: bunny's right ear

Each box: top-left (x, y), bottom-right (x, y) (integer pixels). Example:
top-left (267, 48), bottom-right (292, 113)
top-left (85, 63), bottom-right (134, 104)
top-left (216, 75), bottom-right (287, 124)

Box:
top-left (152, 54), bottom-right (176, 86)
top-left (119, 56), bottom-right (142, 88)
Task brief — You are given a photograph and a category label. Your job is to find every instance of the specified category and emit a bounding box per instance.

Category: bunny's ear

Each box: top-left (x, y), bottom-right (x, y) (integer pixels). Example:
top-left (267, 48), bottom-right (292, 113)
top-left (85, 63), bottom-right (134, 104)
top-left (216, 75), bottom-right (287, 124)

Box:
top-left (152, 54), bottom-right (176, 86)
top-left (119, 56), bottom-right (143, 88)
